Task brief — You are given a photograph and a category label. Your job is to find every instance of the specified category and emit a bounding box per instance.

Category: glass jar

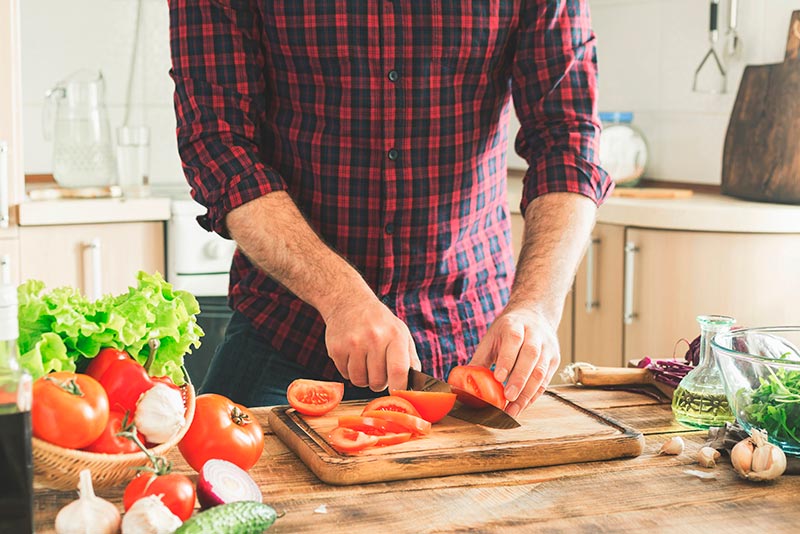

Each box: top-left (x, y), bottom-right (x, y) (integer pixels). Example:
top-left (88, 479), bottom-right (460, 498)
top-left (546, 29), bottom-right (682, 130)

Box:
top-left (672, 315), bottom-right (736, 429)
top-left (598, 112), bottom-right (648, 188)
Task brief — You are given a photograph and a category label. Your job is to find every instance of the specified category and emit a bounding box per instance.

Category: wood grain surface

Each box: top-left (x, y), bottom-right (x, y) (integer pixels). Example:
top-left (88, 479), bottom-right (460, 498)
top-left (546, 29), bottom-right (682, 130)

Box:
top-left (32, 387), bottom-right (800, 534)
top-left (268, 390), bottom-right (644, 485)
top-left (722, 10), bottom-right (800, 204)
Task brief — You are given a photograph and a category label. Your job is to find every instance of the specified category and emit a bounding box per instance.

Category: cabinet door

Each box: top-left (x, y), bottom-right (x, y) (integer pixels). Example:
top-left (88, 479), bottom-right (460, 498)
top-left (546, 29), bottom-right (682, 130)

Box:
top-left (510, 213), bottom-right (573, 376)
top-left (623, 228), bottom-right (800, 361)
top-left (0, 237), bottom-right (20, 285)
top-left (573, 223), bottom-right (625, 367)
top-left (20, 222), bottom-right (164, 298)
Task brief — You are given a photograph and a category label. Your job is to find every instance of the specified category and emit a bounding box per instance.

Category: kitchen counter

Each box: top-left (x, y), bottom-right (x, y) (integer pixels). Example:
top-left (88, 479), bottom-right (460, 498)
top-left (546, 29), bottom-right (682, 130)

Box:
top-left (507, 173), bottom-right (800, 233)
top-left (16, 196), bottom-right (171, 226)
top-left (32, 387), bottom-right (800, 533)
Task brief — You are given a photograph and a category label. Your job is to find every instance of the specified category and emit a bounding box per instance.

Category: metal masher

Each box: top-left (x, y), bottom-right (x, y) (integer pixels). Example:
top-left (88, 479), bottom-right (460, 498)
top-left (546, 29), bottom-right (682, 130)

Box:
top-left (692, 0), bottom-right (727, 94)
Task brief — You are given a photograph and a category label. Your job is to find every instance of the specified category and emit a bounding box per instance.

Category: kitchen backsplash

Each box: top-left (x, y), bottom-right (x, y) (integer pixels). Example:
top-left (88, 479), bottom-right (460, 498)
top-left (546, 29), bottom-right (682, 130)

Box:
top-left (19, 0), bottom-right (800, 187)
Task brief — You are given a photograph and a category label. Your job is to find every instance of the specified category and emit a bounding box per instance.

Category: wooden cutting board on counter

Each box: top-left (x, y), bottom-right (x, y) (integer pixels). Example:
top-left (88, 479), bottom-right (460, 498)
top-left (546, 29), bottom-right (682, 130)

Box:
top-left (268, 390), bottom-right (644, 485)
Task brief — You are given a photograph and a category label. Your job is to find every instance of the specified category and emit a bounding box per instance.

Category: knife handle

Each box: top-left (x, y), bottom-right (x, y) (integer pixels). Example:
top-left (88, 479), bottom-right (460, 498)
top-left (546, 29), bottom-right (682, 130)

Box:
top-left (574, 367), bottom-right (652, 386)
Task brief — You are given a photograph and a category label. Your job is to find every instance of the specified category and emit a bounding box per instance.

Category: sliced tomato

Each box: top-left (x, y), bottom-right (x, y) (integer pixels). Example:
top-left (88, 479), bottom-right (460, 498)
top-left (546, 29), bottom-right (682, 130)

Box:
top-left (327, 426), bottom-right (379, 453)
top-left (362, 410), bottom-right (432, 436)
top-left (337, 415), bottom-right (411, 435)
top-left (447, 365), bottom-right (506, 410)
top-left (362, 396), bottom-right (420, 417)
top-left (373, 432), bottom-right (413, 447)
top-left (287, 379), bottom-right (344, 416)
top-left (389, 390), bottom-right (457, 423)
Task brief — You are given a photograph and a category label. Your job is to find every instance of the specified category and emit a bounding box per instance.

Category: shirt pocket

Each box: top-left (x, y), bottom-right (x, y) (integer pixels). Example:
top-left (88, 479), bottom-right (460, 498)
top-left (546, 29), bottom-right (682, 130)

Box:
top-left (432, 0), bottom-right (515, 75)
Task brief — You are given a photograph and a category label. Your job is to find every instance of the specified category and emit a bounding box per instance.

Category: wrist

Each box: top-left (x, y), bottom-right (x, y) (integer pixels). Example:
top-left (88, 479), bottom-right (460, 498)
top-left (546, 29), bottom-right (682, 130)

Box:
top-left (315, 273), bottom-right (377, 322)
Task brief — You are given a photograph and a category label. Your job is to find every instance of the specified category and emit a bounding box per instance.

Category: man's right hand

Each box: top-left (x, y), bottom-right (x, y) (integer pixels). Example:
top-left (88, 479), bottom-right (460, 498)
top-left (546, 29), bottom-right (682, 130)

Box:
top-left (322, 294), bottom-right (421, 393)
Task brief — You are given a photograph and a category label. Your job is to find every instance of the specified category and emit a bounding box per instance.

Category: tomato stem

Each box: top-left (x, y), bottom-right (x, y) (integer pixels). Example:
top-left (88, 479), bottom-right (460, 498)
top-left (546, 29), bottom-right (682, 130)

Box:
top-left (230, 406), bottom-right (252, 426)
top-left (45, 376), bottom-right (84, 397)
top-left (117, 429), bottom-right (173, 476)
top-left (143, 337), bottom-right (159, 373)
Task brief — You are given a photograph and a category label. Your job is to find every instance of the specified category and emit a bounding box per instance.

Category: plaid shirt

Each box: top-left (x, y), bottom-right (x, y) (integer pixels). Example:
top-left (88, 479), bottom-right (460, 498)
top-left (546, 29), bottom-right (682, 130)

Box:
top-left (169, 0), bottom-right (612, 380)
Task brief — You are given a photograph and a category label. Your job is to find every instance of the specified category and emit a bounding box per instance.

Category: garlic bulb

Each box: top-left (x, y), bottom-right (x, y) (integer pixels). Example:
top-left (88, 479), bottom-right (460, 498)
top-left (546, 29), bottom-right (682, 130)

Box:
top-left (121, 495), bottom-right (182, 534)
top-left (730, 429), bottom-right (787, 482)
top-left (658, 436), bottom-right (685, 456)
top-left (697, 446), bottom-right (721, 468)
top-left (135, 382), bottom-right (185, 444)
top-left (55, 469), bottom-right (120, 534)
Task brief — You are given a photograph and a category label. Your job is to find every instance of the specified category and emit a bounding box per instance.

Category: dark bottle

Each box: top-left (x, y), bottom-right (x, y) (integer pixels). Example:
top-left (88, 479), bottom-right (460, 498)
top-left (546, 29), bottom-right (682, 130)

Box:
top-left (0, 280), bottom-right (33, 534)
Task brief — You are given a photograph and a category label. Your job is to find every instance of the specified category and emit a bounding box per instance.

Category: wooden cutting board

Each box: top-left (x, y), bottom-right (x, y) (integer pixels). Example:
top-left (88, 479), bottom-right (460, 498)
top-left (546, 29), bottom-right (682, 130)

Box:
top-left (722, 11), bottom-right (800, 204)
top-left (268, 390), bottom-right (644, 485)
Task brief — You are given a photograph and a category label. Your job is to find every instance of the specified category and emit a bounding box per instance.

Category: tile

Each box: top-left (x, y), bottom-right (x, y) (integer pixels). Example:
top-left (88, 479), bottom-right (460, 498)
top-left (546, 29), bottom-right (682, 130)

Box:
top-left (142, 0), bottom-right (175, 107)
top-left (761, 1), bottom-right (800, 64)
top-left (144, 106), bottom-right (185, 186)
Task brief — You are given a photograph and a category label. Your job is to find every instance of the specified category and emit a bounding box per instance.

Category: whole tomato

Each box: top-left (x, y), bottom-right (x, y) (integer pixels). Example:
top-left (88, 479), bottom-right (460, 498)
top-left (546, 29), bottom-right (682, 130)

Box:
top-left (123, 472), bottom-right (196, 521)
top-left (178, 393), bottom-right (264, 472)
top-left (32, 372), bottom-right (109, 449)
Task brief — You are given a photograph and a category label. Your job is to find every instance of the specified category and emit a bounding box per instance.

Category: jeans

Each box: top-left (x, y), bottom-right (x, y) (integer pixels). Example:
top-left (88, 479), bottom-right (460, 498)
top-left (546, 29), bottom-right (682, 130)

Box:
top-left (200, 311), bottom-right (386, 407)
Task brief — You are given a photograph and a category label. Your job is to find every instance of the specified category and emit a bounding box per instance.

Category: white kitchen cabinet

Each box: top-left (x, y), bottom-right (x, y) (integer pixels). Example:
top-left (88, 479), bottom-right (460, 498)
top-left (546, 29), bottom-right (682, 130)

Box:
top-left (19, 222), bottom-right (165, 298)
top-left (0, 0), bottom-right (25, 220)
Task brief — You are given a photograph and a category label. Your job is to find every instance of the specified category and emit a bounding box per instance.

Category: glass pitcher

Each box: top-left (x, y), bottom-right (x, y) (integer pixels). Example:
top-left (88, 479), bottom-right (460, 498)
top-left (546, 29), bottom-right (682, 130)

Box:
top-left (43, 70), bottom-right (116, 188)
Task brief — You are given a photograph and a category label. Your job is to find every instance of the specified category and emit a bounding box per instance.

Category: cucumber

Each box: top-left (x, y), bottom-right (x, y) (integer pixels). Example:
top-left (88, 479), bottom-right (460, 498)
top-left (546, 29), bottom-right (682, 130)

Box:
top-left (174, 501), bottom-right (277, 534)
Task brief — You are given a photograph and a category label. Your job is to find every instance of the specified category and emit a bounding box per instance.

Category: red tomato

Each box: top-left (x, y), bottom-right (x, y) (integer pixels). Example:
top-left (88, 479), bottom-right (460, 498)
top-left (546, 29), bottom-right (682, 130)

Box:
top-left (85, 348), bottom-right (131, 381)
top-left (389, 390), bottom-right (457, 423)
top-left (97, 358), bottom-right (154, 415)
top-left (327, 426), bottom-right (379, 453)
top-left (361, 410), bottom-right (432, 436)
top-left (32, 372), bottom-right (109, 449)
top-left (362, 396), bottom-right (421, 417)
top-left (373, 432), bottom-right (413, 447)
top-left (178, 393), bottom-right (265, 472)
top-left (123, 472), bottom-right (196, 522)
top-left (287, 379), bottom-right (344, 416)
top-left (83, 411), bottom-right (143, 454)
top-left (447, 365), bottom-right (506, 410)
top-left (337, 415), bottom-right (412, 435)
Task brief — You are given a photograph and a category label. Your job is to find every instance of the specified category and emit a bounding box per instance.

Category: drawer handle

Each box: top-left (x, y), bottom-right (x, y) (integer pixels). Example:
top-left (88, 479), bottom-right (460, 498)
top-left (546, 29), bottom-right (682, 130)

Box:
top-left (624, 241), bottom-right (639, 325)
top-left (0, 254), bottom-right (10, 285)
top-left (85, 238), bottom-right (103, 300)
top-left (0, 141), bottom-right (9, 228)
top-left (585, 237), bottom-right (600, 313)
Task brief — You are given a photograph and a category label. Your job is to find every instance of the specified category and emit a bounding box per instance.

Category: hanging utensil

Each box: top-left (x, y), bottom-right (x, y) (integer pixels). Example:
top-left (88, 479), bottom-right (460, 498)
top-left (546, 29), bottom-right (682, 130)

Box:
top-left (725, 0), bottom-right (741, 58)
top-left (692, 0), bottom-right (727, 94)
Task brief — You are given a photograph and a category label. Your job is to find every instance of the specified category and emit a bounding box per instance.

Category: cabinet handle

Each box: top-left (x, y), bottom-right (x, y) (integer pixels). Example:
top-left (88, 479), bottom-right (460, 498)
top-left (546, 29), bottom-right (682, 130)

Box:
top-left (0, 141), bottom-right (9, 228)
top-left (85, 238), bottom-right (103, 300)
top-left (0, 254), bottom-right (10, 285)
top-left (624, 241), bottom-right (639, 325)
top-left (585, 237), bottom-right (600, 313)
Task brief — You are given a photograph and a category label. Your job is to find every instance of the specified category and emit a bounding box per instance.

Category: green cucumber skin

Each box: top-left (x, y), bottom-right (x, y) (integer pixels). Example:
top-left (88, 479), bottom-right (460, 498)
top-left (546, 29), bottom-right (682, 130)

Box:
top-left (174, 501), bottom-right (277, 534)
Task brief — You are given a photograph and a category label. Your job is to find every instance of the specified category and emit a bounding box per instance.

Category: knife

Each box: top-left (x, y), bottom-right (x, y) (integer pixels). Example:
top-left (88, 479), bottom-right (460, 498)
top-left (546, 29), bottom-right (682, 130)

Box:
top-left (407, 369), bottom-right (521, 429)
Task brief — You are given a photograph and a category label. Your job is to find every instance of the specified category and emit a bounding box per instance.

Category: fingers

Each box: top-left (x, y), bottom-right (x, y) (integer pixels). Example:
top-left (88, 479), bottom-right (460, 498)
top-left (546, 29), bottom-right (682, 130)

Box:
top-left (386, 337), bottom-right (413, 392)
top-left (506, 348), bottom-right (560, 417)
top-left (347, 352), bottom-right (369, 388)
top-left (409, 336), bottom-right (422, 372)
top-left (491, 320), bottom-right (525, 384)
top-left (502, 333), bottom-right (541, 404)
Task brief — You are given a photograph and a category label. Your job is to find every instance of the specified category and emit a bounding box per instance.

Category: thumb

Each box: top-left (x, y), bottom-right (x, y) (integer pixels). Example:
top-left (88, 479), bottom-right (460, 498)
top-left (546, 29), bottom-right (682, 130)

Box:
top-left (469, 332), bottom-right (495, 368)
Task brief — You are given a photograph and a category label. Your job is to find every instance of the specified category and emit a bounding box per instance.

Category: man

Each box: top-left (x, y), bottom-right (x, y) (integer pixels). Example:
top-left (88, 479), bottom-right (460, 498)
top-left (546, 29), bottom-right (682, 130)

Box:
top-left (169, 0), bottom-right (612, 416)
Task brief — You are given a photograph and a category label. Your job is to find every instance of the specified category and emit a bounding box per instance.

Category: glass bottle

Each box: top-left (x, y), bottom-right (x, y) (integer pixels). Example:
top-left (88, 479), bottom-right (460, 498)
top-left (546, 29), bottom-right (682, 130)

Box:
top-left (672, 315), bottom-right (736, 429)
top-left (0, 279), bottom-right (33, 534)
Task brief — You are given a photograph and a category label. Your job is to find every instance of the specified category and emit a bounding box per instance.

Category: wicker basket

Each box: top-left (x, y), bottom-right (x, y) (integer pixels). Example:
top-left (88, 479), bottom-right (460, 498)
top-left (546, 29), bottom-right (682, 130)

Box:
top-left (33, 383), bottom-right (196, 490)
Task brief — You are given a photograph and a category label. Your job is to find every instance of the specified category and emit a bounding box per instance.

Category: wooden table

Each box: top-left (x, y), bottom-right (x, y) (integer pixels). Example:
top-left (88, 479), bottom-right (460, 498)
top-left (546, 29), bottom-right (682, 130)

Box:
top-left (33, 387), bottom-right (800, 533)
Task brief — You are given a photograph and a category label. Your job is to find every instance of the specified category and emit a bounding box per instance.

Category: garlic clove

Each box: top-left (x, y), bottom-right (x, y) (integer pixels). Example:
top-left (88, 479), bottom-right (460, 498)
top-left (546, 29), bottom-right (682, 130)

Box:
top-left (55, 469), bottom-right (120, 534)
top-left (658, 436), bottom-right (685, 456)
top-left (730, 437), bottom-right (755, 478)
top-left (697, 446), bottom-right (721, 468)
top-left (748, 443), bottom-right (787, 482)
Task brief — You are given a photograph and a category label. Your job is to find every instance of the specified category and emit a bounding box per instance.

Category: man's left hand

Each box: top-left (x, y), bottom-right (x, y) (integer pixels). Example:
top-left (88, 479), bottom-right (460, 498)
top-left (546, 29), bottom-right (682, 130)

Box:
top-left (470, 307), bottom-right (560, 417)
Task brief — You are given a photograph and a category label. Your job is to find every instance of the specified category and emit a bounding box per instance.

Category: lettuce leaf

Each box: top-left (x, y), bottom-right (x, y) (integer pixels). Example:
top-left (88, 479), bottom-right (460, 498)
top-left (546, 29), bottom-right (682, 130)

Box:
top-left (17, 271), bottom-right (203, 384)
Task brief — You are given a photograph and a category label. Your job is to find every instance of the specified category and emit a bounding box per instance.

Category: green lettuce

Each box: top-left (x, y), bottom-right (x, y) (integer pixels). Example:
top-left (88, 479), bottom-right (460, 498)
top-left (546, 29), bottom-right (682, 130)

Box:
top-left (17, 272), bottom-right (203, 385)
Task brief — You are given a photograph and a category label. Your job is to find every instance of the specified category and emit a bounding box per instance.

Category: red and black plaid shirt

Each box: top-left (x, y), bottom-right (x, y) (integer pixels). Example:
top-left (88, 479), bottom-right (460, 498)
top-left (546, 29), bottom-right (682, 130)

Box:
top-left (169, 0), bottom-right (612, 380)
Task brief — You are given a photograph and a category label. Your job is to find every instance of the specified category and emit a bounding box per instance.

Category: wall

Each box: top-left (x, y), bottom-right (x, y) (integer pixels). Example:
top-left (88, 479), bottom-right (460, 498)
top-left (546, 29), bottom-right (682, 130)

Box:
top-left (20, 0), bottom-right (182, 186)
top-left (508, 0), bottom-right (800, 185)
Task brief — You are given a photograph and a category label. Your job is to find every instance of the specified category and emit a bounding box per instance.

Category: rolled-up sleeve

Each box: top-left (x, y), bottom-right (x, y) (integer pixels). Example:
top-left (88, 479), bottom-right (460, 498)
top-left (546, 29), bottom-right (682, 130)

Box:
top-left (169, 0), bottom-right (286, 238)
top-left (511, 0), bottom-right (613, 215)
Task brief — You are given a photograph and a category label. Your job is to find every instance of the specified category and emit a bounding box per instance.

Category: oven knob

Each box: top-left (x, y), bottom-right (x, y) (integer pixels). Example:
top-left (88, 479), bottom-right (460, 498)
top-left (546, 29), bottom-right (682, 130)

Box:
top-left (204, 241), bottom-right (231, 260)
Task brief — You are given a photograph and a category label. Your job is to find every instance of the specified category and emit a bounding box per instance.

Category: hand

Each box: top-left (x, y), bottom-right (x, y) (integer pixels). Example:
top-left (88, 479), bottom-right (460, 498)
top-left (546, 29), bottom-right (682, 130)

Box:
top-left (470, 307), bottom-right (560, 417)
top-left (323, 294), bottom-right (421, 392)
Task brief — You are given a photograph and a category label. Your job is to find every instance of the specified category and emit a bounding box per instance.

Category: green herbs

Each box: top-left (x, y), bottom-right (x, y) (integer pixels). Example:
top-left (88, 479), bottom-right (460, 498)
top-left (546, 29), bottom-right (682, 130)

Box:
top-left (17, 271), bottom-right (203, 385)
top-left (743, 363), bottom-right (800, 446)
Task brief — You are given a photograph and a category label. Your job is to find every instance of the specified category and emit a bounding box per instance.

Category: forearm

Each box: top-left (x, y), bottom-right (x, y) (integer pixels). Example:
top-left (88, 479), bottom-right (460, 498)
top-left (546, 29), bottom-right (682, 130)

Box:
top-left (226, 192), bottom-right (374, 320)
top-left (508, 192), bottom-right (597, 325)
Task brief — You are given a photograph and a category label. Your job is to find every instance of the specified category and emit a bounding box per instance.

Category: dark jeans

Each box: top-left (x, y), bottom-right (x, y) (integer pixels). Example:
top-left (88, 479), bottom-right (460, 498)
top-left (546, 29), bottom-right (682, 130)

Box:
top-left (200, 312), bottom-right (386, 407)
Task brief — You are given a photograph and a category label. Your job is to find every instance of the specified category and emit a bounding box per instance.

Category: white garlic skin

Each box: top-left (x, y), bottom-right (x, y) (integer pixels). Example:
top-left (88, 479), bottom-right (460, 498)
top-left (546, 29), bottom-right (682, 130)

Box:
top-left (55, 470), bottom-right (120, 534)
top-left (121, 495), bottom-right (182, 534)
top-left (134, 382), bottom-right (185, 444)
top-left (658, 436), bottom-right (685, 456)
top-left (697, 446), bottom-right (721, 468)
top-left (730, 430), bottom-right (787, 482)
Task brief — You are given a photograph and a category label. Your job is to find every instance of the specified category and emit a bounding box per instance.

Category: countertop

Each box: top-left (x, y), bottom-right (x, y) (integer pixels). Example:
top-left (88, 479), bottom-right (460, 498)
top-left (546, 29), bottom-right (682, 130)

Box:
top-left (16, 196), bottom-right (171, 226)
top-left (507, 173), bottom-right (800, 233)
top-left (32, 387), bottom-right (800, 533)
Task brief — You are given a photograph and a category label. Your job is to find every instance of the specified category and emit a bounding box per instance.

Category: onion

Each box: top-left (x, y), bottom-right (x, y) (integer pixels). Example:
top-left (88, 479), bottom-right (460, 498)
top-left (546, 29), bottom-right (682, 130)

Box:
top-left (197, 459), bottom-right (263, 510)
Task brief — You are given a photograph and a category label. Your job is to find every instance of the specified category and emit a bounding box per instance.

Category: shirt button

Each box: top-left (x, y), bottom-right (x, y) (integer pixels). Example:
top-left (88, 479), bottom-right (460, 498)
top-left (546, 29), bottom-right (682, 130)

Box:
top-left (388, 70), bottom-right (399, 82)
top-left (387, 148), bottom-right (399, 161)
top-left (385, 223), bottom-right (395, 235)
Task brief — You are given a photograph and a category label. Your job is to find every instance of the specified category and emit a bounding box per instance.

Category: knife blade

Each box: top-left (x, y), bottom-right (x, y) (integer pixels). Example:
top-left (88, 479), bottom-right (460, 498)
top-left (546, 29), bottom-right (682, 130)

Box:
top-left (407, 369), bottom-right (521, 429)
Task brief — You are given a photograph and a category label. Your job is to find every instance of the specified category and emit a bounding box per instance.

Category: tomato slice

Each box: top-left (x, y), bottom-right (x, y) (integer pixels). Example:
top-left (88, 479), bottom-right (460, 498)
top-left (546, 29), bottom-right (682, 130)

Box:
top-left (327, 426), bottom-right (380, 453)
top-left (389, 390), bottom-right (457, 423)
top-left (447, 365), bottom-right (506, 410)
top-left (362, 396), bottom-right (420, 417)
top-left (361, 410), bottom-right (432, 436)
top-left (337, 415), bottom-right (411, 435)
top-left (373, 432), bottom-right (412, 447)
top-left (287, 379), bottom-right (344, 416)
